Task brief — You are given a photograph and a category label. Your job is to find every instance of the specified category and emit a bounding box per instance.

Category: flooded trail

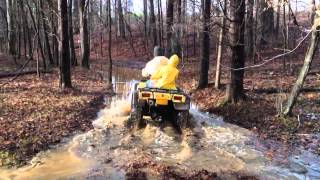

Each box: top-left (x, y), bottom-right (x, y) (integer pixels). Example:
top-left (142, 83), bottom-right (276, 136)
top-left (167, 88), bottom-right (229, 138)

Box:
top-left (0, 67), bottom-right (319, 180)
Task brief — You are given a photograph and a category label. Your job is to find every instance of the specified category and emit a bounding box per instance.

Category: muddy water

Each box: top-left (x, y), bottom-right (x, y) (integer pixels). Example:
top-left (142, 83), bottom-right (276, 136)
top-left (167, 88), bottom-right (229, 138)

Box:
top-left (0, 67), bottom-right (319, 180)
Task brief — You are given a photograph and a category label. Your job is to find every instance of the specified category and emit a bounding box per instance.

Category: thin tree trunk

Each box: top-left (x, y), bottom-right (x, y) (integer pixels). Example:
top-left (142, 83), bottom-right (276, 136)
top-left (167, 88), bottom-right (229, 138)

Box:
top-left (309, 0), bottom-right (316, 23)
top-left (159, 0), bottom-right (164, 47)
top-left (36, 0), bottom-right (46, 70)
top-left (253, 0), bottom-right (259, 63)
top-left (283, 26), bottom-right (320, 116)
top-left (68, 0), bottom-right (77, 66)
top-left (246, 0), bottom-right (254, 59)
top-left (283, 3), bottom-right (287, 70)
top-left (17, 1), bottom-right (27, 58)
top-left (107, 0), bottom-right (112, 88)
top-left (259, 0), bottom-right (274, 46)
top-left (177, 0), bottom-right (182, 34)
top-left (166, 0), bottom-right (174, 57)
top-left (157, 0), bottom-right (162, 47)
top-left (22, 12), bottom-right (27, 58)
top-left (275, 0), bottom-right (280, 39)
top-left (215, 0), bottom-right (227, 89)
top-left (149, 0), bottom-right (158, 48)
top-left (58, 0), bottom-right (72, 88)
top-left (17, 7), bottom-right (21, 59)
top-left (79, 0), bottom-right (90, 68)
top-left (73, 0), bottom-right (79, 33)
top-left (52, 13), bottom-right (59, 65)
top-left (6, 0), bottom-right (15, 55)
top-left (198, 0), bottom-right (211, 89)
top-left (25, 0), bottom-right (46, 68)
top-left (174, 0), bottom-right (182, 57)
top-left (114, 0), bottom-right (118, 37)
top-left (18, 0), bottom-right (32, 59)
top-left (143, 0), bottom-right (148, 37)
top-left (192, 0), bottom-right (196, 56)
top-left (182, 0), bottom-right (187, 36)
top-left (117, 0), bottom-right (125, 38)
top-left (40, 0), bottom-right (54, 65)
top-left (100, 0), bottom-right (103, 56)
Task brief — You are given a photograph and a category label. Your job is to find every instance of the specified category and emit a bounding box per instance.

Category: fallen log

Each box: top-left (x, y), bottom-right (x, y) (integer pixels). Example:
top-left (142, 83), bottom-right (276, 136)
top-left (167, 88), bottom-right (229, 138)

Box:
top-left (0, 70), bottom-right (51, 79)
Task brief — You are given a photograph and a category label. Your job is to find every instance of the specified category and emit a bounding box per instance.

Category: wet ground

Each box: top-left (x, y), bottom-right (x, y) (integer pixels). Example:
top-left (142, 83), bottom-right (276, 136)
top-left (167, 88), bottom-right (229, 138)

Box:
top-left (0, 67), bottom-right (319, 180)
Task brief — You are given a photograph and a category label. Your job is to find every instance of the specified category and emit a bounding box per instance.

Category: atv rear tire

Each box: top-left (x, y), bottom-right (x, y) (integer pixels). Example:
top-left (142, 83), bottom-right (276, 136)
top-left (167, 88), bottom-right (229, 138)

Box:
top-left (176, 111), bottom-right (189, 130)
top-left (130, 90), bottom-right (146, 129)
top-left (170, 110), bottom-right (189, 134)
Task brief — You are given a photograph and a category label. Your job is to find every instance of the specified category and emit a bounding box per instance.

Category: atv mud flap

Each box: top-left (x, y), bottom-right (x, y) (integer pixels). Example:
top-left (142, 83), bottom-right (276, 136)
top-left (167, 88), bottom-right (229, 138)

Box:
top-left (173, 97), bottom-right (190, 111)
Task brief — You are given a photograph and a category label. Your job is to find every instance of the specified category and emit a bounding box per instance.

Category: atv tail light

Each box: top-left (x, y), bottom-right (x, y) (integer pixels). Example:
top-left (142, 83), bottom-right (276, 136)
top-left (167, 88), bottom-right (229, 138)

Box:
top-left (173, 96), bottom-right (183, 101)
top-left (141, 93), bottom-right (151, 98)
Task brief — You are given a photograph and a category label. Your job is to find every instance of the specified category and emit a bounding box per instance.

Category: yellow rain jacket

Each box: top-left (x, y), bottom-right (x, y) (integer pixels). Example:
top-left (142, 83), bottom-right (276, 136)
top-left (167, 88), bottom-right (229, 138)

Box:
top-left (151, 54), bottom-right (179, 90)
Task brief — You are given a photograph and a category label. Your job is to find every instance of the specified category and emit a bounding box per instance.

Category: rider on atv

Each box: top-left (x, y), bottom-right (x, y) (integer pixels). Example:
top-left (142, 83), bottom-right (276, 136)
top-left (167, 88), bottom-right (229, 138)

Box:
top-left (148, 54), bottom-right (180, 90)
top-left (129, 47), bottom-right (190, 133)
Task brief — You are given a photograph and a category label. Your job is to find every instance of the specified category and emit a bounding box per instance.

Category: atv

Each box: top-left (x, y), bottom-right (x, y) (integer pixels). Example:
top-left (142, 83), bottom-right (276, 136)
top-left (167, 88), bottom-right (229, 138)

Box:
top-left (129, 81), bottom-right (191, 133)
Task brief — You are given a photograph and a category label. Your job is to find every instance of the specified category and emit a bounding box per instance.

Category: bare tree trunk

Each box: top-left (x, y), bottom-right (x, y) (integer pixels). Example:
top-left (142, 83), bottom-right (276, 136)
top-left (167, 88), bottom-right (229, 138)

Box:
top-left (79, 0), bottom-right (90, 69)
top-left (17, 6), bottom-right (21, 59)
top-left (18, 1), bottom-right (29, 58)
top-left (25, 0), bottom-right (46, 69)
top-left (192, 0), bottom-right (196, 56)
top-left (73, 0), bottom-right (79, 33)
top-left (198, 0), bottom-right (211, 89)
top-left (87, 1), bottom-right (91, 59)
top-left (159, 0), bottom-right (164, 47)
top-left (143, 0), bottom-right (148, 37)
top-left (166, 0), bottom-right (174, 57)
top-left (157, 0), bottom-right (162, 47)
top-left (36, 0), bottom-right (46, 70)
top-left (117, 0), bottom-right (125, 38)
top-left (22, 11), bottom-right (27, 58)
top-left (215, 0), bottom-right (226, 89)
top-left (18, 0), bottom-right (32, 59)
top-left (182, 0), bottom-right (187, 36)
top-left (114, 0), bottom-right (118, 37)
top-left (174, 0), bottom-right (182, 57)
top-left (283, 3), bottom-right (287, 70)
top-left (260, 0), bottom-right (274, 46)
top-left (177, 0), bottom-right (182, 34)
top-left (68, 0), bottom-right (77, 66)
top-left (100, 0), bottom-right (103, 56)
top-left (58, 0), bottom-right (72, 88)
top-left (309, 0), bottom-right (316, 23)
top-left (283, 26), bottom-right (320, 116)
top-left (6, 0), bottom-right (15, 55)
top-left (225, 0), bottom-right (246, 103)
top-left (149, 0), bottom-right (158, 48)
top-left (275, 0), bottom-right (281, 40)
top-left (246, 0), bottom-right (254, 59)
top-left (52, 13), bottom-right (59, 65)
top-left (253, 0), bottom-right (259, 64)
top-left (107, 0), bottom-right (112, 88)
top-left (40, 0), bottom-right (54, 65)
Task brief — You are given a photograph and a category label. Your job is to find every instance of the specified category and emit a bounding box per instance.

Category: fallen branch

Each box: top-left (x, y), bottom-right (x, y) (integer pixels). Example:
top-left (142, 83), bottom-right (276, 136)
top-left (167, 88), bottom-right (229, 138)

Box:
top-left (248, 87), bottom-right (320, 94)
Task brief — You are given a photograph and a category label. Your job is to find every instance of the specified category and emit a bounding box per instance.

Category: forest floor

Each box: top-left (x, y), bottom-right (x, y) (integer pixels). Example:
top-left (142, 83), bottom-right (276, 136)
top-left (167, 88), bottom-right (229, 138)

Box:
top-left (179, 58), bottom-right (320, 156)
top-left (0, 54), bottom-right (109, 167)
